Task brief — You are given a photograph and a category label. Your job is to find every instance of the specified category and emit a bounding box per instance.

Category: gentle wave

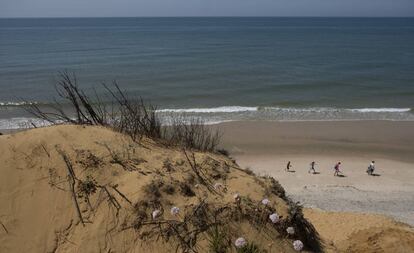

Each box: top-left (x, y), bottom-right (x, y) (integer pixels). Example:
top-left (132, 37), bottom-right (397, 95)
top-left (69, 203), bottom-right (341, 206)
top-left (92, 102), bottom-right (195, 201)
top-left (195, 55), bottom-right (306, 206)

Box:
top-left (2, 102), bottom-right (412, 114)
top-left (1, 106), bottom-right (413, 130)
top-left (261, 107), bottom-right (339, 112)
top-left (0, 101), bottom-right (38, 106)
top-left (0, 117), bottom-right (52, 130)
top-left (157, 106), bottom-right (258, 113)
top-left (157, 106), bottom-right (413, 114)
top-left (347, 108), bottom-right (412, 113)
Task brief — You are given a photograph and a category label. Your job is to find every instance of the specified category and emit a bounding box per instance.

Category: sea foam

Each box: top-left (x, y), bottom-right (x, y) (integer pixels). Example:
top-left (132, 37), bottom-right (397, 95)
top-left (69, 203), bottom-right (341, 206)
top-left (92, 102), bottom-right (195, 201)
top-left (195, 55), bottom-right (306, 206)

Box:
top-left (1, 106), bottom-right (413, 130)
top-left (0, 101), bottom-right (38, 106)
top-left (348, 108), bottom-right (412, 113)
top-left (157, 106), bottom-right (258, 113)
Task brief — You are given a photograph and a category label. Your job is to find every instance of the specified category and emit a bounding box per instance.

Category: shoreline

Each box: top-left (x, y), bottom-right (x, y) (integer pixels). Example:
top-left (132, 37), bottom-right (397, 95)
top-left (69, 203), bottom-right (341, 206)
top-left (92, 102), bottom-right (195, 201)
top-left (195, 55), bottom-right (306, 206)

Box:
top-left (218, 120), bottom-right (414, 225)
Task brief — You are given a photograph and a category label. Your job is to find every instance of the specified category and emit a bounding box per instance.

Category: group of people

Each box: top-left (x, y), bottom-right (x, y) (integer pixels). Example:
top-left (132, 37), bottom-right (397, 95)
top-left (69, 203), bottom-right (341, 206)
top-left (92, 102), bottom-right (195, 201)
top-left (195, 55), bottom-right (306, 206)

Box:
top-left (285, 160), bottom-right (376, 176)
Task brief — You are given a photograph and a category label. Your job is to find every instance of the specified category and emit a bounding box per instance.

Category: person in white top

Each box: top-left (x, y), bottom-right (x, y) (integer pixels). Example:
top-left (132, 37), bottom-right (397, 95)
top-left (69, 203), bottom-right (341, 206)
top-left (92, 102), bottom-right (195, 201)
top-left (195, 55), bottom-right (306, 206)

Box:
top-left (367, 161), bottom-right (375, 175)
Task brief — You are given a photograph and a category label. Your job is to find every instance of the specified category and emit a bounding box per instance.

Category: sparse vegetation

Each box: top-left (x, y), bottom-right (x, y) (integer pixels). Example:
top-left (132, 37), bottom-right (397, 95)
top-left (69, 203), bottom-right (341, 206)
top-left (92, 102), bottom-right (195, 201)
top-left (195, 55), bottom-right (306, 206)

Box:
top-left (284, 200), bottom-right (322, 251)
top-left (25, 71), bottom-right (222, 152)
top-left (162, 159), bottom-right (175, 172)
top-left (75, 149), bottom-right (103, 169)
top-left (216, 148), bottom-right (230, 157)
top-left (244, 166), bottom-right (255, 176)
top-left (163, 116), bottom-right (221, 152)
top-left (20, 72), bottom-right (324, 253)
top-left (143, 180), bottom-right (162, 199)
top-left (161, 183), bottom-right (175, 195)
top-left (236, 243), bottom-right (262, 253)
top-left (207, 225), bottom-right (230, 253)
top-left (179, 181), bottom-right (196, 197)
top-left (77, 175), bottom-right (98, 199)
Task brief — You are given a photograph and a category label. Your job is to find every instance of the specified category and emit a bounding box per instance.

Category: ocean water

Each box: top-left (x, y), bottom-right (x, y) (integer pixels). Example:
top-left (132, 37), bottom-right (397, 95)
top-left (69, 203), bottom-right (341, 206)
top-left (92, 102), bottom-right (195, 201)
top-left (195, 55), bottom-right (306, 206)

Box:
top-left (1, 17), bottom-right (414, 129)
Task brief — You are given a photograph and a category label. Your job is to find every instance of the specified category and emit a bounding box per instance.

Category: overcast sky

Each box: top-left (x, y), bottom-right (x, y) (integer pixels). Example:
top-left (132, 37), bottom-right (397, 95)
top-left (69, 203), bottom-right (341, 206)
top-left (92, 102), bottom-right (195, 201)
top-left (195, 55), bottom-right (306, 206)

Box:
top-left (1, 0), bottom-right (414, 18)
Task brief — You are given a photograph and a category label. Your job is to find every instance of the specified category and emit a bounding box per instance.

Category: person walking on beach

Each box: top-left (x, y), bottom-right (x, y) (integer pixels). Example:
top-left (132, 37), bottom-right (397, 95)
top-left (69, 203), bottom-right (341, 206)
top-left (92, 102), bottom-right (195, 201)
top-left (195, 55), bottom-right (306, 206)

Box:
top-left (367, 161), bottom-right (375, 175)
top-left (334, 162), bottom-right (341, 176)
top-left (286, 161), bottom-right (292, 172)
top-left (309, 161), bottom-right (316, 174)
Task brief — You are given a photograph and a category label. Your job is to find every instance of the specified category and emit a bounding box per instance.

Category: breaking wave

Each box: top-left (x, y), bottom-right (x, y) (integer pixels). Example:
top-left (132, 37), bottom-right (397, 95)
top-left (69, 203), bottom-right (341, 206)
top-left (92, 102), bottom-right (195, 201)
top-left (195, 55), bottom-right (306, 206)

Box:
top-left (157, 106), bottom-right (258, 113)
top-left (1, 105), bottom-right (413, 130)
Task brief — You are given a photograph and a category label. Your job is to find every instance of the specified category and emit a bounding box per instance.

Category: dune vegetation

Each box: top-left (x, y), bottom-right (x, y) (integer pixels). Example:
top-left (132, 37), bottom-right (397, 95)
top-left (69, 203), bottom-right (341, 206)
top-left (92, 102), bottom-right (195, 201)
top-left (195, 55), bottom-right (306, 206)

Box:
top-left (0, 73), bottom-right (321, 253)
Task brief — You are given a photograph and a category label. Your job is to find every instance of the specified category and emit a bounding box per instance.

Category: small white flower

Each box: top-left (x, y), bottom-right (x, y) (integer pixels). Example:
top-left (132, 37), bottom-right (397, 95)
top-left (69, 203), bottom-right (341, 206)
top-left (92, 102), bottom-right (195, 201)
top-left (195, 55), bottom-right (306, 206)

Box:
top-left (293, 240), bottom-right (304, 251)
top-left (170, 206), bottom-right (180, 216)
top-left (152, 209), bottom-right (161, 219)
top-left (269, 213), bottom-right (279, 223)
top-left (286, 227), bottom-right (295, 235)
top-left (234, 237), bottom-right (246, 248)
top-left (214, 182), bottom-right (223, 190)
top-left (261, 198), bottom-right (270, 205)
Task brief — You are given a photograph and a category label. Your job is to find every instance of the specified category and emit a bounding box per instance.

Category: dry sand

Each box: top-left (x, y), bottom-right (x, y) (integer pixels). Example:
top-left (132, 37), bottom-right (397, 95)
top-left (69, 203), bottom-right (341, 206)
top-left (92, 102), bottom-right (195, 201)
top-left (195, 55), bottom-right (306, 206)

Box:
top-left (304, 208), bottom-right (414, 253)
top-left (0, 125), bottom-right (303, 253)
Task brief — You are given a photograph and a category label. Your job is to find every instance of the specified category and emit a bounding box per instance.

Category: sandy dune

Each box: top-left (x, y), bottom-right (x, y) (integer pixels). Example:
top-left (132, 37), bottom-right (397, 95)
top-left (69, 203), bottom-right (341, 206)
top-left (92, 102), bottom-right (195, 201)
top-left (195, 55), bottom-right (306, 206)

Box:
top-left (0, 125), bottom-right (308, 253)
top-left (304, 208), bottom-right (414, 253)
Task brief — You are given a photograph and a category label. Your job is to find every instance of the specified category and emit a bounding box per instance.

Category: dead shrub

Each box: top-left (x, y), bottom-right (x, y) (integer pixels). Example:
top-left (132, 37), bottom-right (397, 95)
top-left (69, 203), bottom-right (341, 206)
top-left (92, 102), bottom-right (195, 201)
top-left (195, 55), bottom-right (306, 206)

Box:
top-left (179, 181), bottom-right (195, 197)
top-left (143, 181), bottom-right (162, 199)
top-left (162, 116), bottom-right (221, 152)
top-left (77, 176), bottom-right (98, 199)
top-left (161, 184), bottom-right (175, 195)
top-left (75, 149), bottom-right (103, 169)
top-left (217, 148), bottom-right (230, 157)
top-left (25, 71), bottom-right (222, 152)
top-left (244, 167), bottom-right (255, 176)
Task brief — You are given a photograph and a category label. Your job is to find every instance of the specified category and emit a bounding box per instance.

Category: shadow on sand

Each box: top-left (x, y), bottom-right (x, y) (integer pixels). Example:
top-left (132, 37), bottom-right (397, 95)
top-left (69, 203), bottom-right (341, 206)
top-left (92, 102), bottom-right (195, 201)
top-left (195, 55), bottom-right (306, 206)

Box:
top-left (287, 170), bottom-right (296, 173)
top-left (311, 172), bottom-right (321, 175)
top-left (370, 173), bottom-right (381, 177)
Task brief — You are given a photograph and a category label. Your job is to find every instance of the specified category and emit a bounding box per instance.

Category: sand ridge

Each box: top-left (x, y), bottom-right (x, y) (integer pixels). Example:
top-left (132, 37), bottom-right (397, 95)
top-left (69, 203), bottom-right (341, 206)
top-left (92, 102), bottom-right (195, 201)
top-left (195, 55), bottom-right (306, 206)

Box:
top-left (0, 125), bottom-right (307, 253)
top-left (304, 208), bottom-right (414, 253)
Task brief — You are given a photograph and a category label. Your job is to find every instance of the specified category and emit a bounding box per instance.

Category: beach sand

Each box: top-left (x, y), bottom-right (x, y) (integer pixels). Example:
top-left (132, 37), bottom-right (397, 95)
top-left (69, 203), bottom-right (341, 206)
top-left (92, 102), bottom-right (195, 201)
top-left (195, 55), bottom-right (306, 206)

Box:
top-left (1, 123), bottom-right (414, 252)
top-left (218, 120), bottom-right (414, 226)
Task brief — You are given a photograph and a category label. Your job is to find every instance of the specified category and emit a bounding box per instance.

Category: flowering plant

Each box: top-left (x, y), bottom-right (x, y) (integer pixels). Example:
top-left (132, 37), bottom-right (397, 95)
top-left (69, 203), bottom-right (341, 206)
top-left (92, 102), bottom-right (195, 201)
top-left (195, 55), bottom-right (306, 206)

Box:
top-left (170, 206), bottom-right (180, 216)
top-left (152, 209), bottom-right (161, 219)
top-left (293, 240), bottom-right (303, 251)
top-left (261, 198), bottom-right (270, 205)
top-left (286, 227), bottom-right (295, 235)
top-left (233, 193), bottom-right (241, 202)
top-left (214, 182), bottom-right (224, 191)
top-left (234, 237), bottom-right (247, 248)
top-left (269, 213), bottom-right (279, 223)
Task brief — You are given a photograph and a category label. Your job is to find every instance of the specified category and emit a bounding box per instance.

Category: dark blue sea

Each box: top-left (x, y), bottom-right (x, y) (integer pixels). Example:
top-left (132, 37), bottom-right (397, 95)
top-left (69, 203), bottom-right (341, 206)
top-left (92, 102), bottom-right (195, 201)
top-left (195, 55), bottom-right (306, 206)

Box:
top-left (1, 17), bottom-right (414, 128)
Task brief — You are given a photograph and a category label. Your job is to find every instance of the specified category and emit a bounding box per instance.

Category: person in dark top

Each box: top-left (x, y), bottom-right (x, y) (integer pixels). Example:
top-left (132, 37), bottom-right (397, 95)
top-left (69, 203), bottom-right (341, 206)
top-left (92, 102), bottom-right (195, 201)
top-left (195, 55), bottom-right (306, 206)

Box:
top-left (334, 162), bottom-right (341, 176)
top-left (309, 161), bottom-right (316, 174)
top-left (286, 161), bottom-right (292, 172)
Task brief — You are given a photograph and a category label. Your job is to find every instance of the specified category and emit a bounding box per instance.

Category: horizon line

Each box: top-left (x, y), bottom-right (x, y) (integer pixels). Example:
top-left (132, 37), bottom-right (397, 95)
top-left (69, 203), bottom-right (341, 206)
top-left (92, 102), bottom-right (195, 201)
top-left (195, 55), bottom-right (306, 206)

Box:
top-left (1, 15), bottom-right (414, 19)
